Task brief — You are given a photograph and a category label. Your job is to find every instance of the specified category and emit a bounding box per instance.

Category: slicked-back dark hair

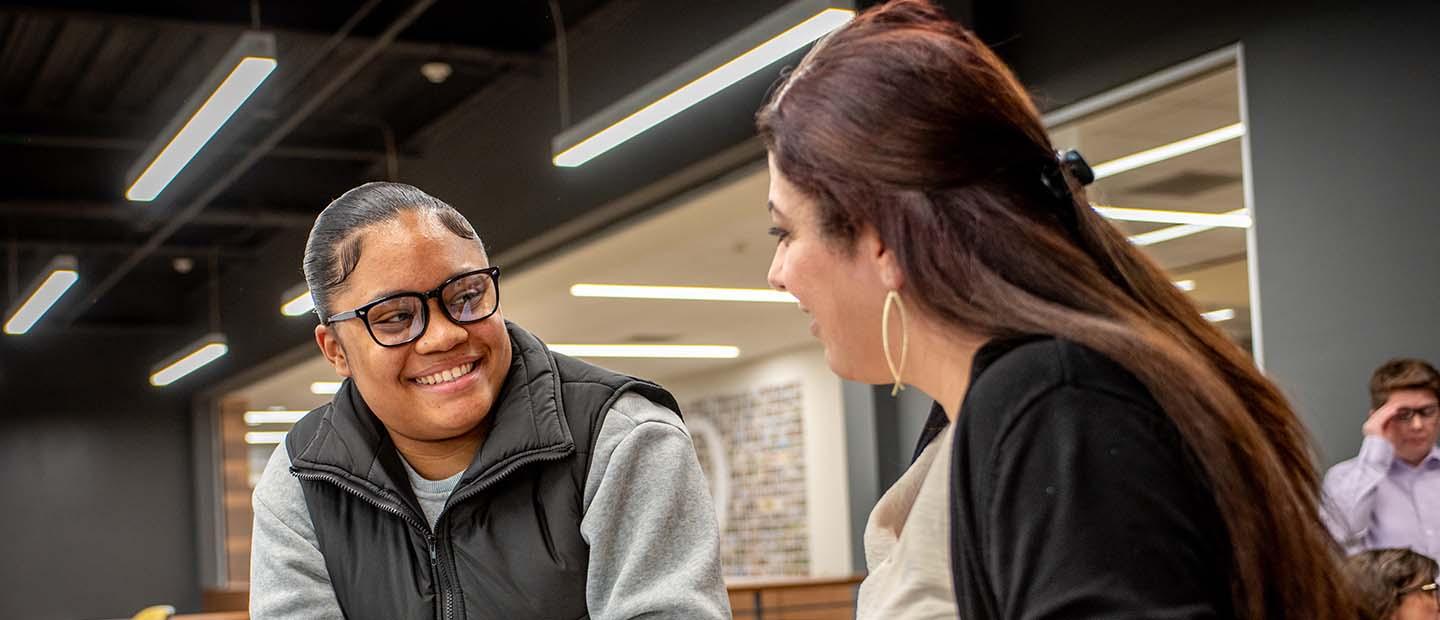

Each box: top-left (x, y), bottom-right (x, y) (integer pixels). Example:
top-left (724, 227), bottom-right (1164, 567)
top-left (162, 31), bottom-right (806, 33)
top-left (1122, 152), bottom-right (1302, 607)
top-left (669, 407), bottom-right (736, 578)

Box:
top-left (303, 181), bottom-right (483, 321)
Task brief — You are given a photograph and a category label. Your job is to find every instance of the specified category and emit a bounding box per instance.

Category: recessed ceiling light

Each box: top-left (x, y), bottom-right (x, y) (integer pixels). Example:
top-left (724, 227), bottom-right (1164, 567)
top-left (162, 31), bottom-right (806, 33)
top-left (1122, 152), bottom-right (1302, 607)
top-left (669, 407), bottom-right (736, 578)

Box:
top-left (420, 61), bottom-right (452, 84)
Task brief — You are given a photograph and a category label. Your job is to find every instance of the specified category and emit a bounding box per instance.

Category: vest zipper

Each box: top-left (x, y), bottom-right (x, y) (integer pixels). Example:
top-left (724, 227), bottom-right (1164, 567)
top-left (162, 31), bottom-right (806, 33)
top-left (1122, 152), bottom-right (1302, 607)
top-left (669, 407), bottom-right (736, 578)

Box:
top-left (430, 444), bottom-right (572, 620)
top-left (433, 444), bottom-right (572, 526)
top-left (429, 535), bottom-right (454, 620)
top-left (292, 470), bottom-right (430, 534)
top-left (294, 470), bottom-right (457, 619)
top-left (295, 442), bottom-right (574, 620)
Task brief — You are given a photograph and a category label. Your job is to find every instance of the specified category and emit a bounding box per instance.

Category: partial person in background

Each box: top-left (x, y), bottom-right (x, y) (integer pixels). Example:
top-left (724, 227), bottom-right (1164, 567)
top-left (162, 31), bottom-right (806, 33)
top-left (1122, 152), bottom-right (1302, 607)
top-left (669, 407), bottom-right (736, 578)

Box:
top-left (1325, 358), bottom-right (1440, 556)
top-left (758, 0), bottom-right (1360, 617)
top-left (249, 182), bottom-right (729, 620)
top-left (1344, 548), bottom-right (1440, 620)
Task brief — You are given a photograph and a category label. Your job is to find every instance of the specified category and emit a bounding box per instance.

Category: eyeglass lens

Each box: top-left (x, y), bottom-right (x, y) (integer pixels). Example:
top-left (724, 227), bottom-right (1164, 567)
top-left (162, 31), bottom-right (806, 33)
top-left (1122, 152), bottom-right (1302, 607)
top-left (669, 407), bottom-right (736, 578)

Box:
top-left (366, 271), bottom-right (498, 346)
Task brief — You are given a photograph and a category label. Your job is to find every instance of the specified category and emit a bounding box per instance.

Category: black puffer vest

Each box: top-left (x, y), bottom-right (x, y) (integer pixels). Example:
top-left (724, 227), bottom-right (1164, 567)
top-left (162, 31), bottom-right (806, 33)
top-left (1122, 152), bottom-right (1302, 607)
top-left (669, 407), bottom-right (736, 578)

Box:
top-left (285, 322), bottom-right (681, 620)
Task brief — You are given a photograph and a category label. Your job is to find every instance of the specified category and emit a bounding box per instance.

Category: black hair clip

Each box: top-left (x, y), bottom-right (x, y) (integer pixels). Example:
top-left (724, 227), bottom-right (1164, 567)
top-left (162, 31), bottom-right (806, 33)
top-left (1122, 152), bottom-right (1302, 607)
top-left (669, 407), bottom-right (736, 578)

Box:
top-left (1040, 149), bottom-right (1095, 201)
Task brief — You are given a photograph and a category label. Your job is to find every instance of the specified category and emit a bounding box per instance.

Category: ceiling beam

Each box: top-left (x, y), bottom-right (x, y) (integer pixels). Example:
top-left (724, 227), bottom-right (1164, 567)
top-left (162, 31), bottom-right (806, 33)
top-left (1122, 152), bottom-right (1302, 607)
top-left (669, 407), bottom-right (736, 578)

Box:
top-left (0, 201), bottom-right (315, 229)
top-left (13, 240), bottom-right (256, 259)
top-left (0, 7), bottom-right (544, 70)
top-left (1, 132), bottom-right (387, 162)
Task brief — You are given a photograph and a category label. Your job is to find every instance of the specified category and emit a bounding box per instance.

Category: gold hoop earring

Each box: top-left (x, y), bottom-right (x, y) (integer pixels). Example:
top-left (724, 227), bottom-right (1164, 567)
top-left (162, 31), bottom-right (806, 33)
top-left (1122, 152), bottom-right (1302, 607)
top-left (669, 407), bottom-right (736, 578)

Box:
top-left (882, 290), bottom-right (909, 397)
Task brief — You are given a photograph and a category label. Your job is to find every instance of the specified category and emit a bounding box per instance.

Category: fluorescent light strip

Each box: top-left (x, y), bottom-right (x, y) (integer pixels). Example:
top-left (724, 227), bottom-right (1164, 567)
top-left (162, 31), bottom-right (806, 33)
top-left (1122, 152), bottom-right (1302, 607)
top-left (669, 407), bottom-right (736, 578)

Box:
top-left (548, 344), bottom-right (740, 359)
top-left (281, 289), bottom-right (315, 316)
top-left (1128, 209), bottom-right (1248, 247)
top-left (1091, 123), bottom-right (1245, 180)
top-left (311, 381), bottom-right (342, 395)
top-left (1202, 308), bottom-right (1236, 323)
top-left (571, 284), bottom-right (796, 303)
top-left (3, 269), bottom-right (79, 335)
top-left (244, 410), bottom-right (308, 425)
top-left (1173, 279), bottom-right (1196, 292)
top-left (553, 8), bottom-right (853, 167)
top-left (126, 57), bottom-right (278, 201)
top-left (1094, 205), bottom-right (1251, 228)
top-left (150, 341), bottom-right (228, 387)
top-left (245, 431), bottom-right (288, 445)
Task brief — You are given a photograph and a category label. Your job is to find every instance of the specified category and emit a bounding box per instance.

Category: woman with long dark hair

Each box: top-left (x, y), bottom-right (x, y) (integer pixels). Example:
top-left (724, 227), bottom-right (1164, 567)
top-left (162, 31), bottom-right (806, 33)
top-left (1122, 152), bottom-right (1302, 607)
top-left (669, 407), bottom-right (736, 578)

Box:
top-left (759, 1), bottom-right (1359, 617)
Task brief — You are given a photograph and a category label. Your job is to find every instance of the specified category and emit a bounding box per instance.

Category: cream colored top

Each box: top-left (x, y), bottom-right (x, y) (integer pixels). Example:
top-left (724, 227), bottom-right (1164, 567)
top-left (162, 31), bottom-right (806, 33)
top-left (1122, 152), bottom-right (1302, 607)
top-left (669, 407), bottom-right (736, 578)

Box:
top-left (856, 423), bottom-right (960, 619)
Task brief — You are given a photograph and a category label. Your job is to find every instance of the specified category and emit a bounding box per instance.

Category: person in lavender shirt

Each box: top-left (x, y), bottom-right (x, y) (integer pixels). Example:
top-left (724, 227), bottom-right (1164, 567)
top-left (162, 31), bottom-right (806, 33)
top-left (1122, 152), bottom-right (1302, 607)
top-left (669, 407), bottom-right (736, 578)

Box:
top-left (1325, 358), bottom-right (1440, 556)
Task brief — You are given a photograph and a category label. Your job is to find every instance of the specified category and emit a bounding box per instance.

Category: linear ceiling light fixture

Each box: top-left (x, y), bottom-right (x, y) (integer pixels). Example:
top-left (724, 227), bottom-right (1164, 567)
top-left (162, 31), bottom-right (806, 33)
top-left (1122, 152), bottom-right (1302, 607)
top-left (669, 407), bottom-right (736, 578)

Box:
top-left (126, 32), bottom-right (278, 202)
top-left (244, 410), bottom-right (308, 425)
top-left (552, 0), bottom-right (854, 167)
top-left (150, 333), bottom-right (228, 387)
top-left (1093, 205), bottom-right (1251, 228)
top-left (1173, 279), bottom-right (1197, 292)
top-left (311, 381), bottom-right (342, 395)
top-left (3, 255), bottom-right (79, 335)
top-left (245, 431), bottom-right (288, 445)
top-left (1090, 122), bottom-right (1245, 181)
top-left (151, 255), bottom-right (228, 387)
top-left (1202, 308), bottom-right (1237, 323)
top-left (280, 283), bottom-right (315, 317)
top-left (1128, 209), bottom-right (1249, 247)
top-left (548, 344), bottom-right (740, 359)
top-left (571, 283), bottom-right (796, 303)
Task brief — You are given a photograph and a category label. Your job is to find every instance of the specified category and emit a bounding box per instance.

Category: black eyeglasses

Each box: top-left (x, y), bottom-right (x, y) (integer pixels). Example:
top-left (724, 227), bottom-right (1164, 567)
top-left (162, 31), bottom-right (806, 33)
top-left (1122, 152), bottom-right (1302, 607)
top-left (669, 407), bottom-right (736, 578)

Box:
top-left (1395, 405), bottom-right (1440, 424)
top-left (1399, 581), bottom-right (1439, 603)
top-left (325, 267), bottom-right (500, 347)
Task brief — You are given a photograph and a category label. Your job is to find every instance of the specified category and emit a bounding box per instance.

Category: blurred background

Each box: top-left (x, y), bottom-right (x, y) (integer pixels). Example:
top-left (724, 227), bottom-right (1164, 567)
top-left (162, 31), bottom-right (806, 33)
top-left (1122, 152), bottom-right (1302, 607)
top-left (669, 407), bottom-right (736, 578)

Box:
top-left (0, 0), bottom-right (1437, 618)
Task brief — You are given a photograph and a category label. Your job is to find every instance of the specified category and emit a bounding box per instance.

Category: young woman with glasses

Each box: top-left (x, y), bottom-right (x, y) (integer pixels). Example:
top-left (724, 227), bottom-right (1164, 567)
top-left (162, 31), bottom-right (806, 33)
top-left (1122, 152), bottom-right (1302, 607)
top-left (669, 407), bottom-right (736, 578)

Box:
top-left (248, 182), bottom-right (730, 619)
top-left (1345, 548), bottom-right (1440, 620)
top-left (758, 0), bottom-right (1361, 616)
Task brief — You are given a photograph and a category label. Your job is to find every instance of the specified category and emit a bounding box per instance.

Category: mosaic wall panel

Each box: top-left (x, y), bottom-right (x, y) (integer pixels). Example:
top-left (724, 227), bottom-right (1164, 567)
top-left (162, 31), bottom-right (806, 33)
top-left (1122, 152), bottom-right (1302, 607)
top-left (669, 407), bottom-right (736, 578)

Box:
top-left (686, 381), bottom-right (808, 577)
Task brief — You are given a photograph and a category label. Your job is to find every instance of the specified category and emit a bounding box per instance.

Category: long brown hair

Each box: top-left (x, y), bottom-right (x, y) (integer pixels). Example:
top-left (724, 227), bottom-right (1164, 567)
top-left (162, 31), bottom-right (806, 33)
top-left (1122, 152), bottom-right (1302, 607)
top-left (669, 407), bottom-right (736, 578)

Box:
top-left (757, 1), bottom-right (1357, 616)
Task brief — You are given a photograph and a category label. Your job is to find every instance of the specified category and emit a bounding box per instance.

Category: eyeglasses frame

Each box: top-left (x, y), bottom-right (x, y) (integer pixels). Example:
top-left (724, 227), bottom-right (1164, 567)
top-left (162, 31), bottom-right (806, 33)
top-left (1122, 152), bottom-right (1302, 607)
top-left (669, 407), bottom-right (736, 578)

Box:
top-left (323, 266), bottom-right (501, 348)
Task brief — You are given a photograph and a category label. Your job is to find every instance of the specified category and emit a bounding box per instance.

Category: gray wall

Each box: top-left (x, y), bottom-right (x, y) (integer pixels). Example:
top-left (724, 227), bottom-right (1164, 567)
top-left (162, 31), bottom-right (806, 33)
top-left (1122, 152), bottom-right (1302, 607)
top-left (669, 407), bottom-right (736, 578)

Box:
top-left (1243, 5), bottom-right (1440, 465)
top-left (978, 0), bottom-right (1440, 467)
top-left (0, 404), bottom-right (197, 618)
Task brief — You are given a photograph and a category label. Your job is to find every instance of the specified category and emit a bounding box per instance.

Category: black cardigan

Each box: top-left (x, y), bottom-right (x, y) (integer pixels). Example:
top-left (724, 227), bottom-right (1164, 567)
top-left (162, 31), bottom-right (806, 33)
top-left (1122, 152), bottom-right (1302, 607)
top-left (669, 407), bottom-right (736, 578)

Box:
top-left (918, 337), bottom-right (1233, 619)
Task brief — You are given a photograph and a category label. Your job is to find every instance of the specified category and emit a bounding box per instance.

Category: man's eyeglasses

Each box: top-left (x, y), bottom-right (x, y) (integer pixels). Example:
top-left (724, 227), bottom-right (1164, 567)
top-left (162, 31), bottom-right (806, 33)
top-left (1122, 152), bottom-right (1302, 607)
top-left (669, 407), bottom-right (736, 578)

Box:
top-left (1395, 405), bottom-right (1440, 424)
top-left (324, 267), bottom-right (500, 347)
top-left (1398, 580), bottom-right (1439, 603)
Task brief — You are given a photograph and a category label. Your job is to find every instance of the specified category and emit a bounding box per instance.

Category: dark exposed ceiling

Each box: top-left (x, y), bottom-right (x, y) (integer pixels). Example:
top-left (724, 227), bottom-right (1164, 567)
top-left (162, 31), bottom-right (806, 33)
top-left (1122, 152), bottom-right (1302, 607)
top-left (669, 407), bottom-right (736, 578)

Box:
top-left (0, 0), bottom-right (607, 328)
top-left (0, 0), bottom-right (820, 408)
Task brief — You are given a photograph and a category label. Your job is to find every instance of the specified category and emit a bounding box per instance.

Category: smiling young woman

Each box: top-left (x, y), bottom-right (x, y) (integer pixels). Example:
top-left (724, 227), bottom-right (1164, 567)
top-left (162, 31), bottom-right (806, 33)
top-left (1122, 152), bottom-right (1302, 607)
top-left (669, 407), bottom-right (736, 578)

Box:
top-left (247, 182), bottom-right (730, 620)
top-left (758, 0), bottom-right (1361, 617)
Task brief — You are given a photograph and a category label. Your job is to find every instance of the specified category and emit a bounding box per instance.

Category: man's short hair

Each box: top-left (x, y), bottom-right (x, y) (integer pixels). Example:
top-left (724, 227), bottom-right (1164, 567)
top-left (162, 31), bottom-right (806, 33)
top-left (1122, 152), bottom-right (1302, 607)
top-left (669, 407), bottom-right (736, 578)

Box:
top-left (1369, 358), bottom-right (1440, 409)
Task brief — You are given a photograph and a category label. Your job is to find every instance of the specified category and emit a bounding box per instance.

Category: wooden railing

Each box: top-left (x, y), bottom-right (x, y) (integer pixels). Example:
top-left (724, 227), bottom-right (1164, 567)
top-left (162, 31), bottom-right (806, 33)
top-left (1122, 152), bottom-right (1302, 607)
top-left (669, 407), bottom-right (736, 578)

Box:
top-left (726, 575), bottom-right (864, 619)
top-left (185, 576), bottom-right (865, 619)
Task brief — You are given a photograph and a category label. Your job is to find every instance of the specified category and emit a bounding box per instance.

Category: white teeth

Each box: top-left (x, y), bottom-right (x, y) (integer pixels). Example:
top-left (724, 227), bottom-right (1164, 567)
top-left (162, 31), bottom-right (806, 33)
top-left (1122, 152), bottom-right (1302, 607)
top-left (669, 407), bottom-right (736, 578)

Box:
top-left (415, 362), bottom-right (474, 386)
